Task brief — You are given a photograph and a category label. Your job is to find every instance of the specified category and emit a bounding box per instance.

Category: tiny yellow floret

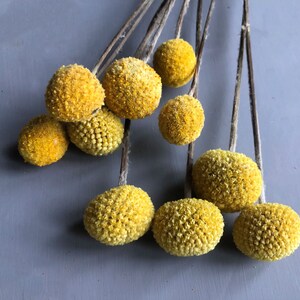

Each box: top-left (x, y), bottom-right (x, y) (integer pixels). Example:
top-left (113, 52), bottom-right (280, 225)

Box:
top-left (193, 149), bottom-right (262, 212)
top-left (158, 95), bottom-right (205, 145)
top-left (233, 203), bottom-right (300, 261)
top-left (84, 185), bottom-right (155, 246)
top-left (153, 38), bottom-right (196, 87)
top-left (45, 64), bottom-right (105, 122)
top-left (102, 57), bottom-right (162, 119)
top-left (152, 198), bottom-right (224, 256)
top-left (18, 115), bottom-right (69, 166)
top-left (67, 107), bottom-right (124, 156)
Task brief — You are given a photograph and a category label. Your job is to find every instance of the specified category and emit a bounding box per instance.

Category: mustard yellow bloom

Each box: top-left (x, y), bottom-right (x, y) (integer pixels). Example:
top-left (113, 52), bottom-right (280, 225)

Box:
top-left (67, 107), bottom-right (124, 156)
top-left (18, 115), bottom-right (69, 166)
top-left (193, 149), bottom-right (262, 212)
top-left (158, 95), bottom-right (205, 145)
top-left (233, 203), bottom-right (300, 261)
top-left (152, 198), bottom-right (224, 256)
top-left (84, 185), bottom-right (154, 246)
top-left (102, 57), bottom-right (162, 119)
top-left (45, 64), bottom-right (105, 122)
top-left (153, 38), bottom-right (196, 87)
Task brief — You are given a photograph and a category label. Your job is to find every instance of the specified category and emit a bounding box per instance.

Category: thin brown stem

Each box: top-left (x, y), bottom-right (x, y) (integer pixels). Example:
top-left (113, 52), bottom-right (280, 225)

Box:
top-left (229, 5), bottom-right (247, 152)
top-left (175, 0), bottom-right (191, 39)
top-left (244, 0), bottom-right (266, 203)
top-left (184, 0), bottom-right (215, 198)
top-left (119, 0), bottom-right (176, 186)
top-left (92, 0), bottom-right (154, 76)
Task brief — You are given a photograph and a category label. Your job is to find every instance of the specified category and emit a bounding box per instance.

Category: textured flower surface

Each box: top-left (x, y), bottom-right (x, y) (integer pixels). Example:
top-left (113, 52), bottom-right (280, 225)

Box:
top-left (233, 203), bottom-right (300, 261)
top-left (193, 149), bottom-right (262, 212)
top-left (152, 198), bottom-right (224, 256)
top-left (102, 57), bottom-right (162, 119)
top-left (67, 107), bottom-right (124, 156)
top-left (158, 95), bottom-right (204, 145)
top-left (45, 64), bottom-right (105, 122)
top-left (18, 115), bottom-right (69, 166)
top-left (153, 38), bottom-right (196, 87)
top-left (84, 185), bottom-right (154, 246)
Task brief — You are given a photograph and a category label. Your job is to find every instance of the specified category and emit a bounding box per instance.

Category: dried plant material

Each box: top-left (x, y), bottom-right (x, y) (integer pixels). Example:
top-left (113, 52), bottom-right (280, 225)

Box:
top-left (84, 185), bottom-right (154, 246)
top-left (67, 107), bottom-right (124, 156)
top-left (18, 115), bottom-right (69, 166)
top-left (158, 95), bottom-right (204, 145)
top-left (152, 198), bottom-right (224, 256)
top-left (45, 64), bottom-right (105, 122)
top-left (102, 57), bottom-right (162, 119)
top-left (193, 149), bottom-right (262, 212)
top-left (233, 203), bottom-right (300, 261)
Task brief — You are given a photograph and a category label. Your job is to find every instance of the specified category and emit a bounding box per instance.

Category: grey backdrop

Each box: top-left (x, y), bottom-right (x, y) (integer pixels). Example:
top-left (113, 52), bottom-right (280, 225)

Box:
top-left (1, 0), bottom-right (300, 299)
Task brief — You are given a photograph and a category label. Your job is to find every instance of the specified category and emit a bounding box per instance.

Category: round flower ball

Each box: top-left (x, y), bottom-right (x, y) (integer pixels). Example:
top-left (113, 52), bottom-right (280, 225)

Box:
top-left (102, 57), bottom-right (162, 119)
top-left (67, 107), bottom-right (124, 156)
top-left (152, 198), bottom-right (224, 256)
top-left (233, 203), bottom-right (300, 261)
top-left (158, 95), bottom-right (205, 145)
top-left (193, 149), bottom-right (262, 212)
top-left (45, 64), bottom-right (105, 122)
top-left (18, 115), bottom-right (69, 166)
top-left (153, 38), bottom-right (196, 87)
top-left (84, 185), bottom-right (154, 246)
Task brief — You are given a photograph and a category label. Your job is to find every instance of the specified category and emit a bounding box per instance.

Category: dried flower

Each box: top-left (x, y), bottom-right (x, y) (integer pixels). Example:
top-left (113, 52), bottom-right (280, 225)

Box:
top-left (153, 38), bottom-right (196, 87)
top-left (102, 57), bottom-right (162, 119)
top-left (159, 95), bottom-right (204, 145)
top-left (67, 107), bottom-right (124, 156)
top-left (233, 203), bottom-right (300, 261)
top-left (193, 149), bottom-right (262, 212)
top-left (84, 185), bottom-right (154, 246)
top-left (45, 64), bottom-right (105, 122)
top-left (18, 115), bottom-right (69, 166)
top-left (152, 198), bottom-right (224, 256)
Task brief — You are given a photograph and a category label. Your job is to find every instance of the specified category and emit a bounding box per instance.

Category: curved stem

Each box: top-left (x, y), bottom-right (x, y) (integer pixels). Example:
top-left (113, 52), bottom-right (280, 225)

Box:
top-left (175, 0), bottom-right (191, 39)
top-left (244, 0), bottom-right (266, 203)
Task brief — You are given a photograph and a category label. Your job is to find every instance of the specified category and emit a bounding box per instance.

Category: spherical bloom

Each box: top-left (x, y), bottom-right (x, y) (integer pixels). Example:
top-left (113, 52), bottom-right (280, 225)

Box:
top-left (153, 38), bottom-right (196, 87)
top-left (84, 185), bottom-right (154, 246)
top-left (233, 203), bottom-right (300, 261)
top-left (18, 115), bottom-right (69, 166)
top-left (67, 107), bottom-right (124, 156)
top-left (152, 198), bottom-right (224, 256)
top-left (193, 149), bottom-right (262, 212)
top-left (102, 57), bottom-right (162, 119)
top-left (45, 64), bottom-right (105, 122)
top-left (158, 95), bottom-right (205, 145)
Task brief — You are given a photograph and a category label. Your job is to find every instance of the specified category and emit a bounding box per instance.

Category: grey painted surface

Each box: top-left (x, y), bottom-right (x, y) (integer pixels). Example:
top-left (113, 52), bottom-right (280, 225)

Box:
top-left (1, 0), bottom-right (300, 299)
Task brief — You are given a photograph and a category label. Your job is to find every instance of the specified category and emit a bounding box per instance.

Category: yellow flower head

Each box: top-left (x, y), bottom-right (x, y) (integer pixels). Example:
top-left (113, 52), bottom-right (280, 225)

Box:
top-left (45, 64), bottom-right (105, 122)
top-left (153, 38), bottom-right (196, 87)
top-left (233, 203), bottom-right (300, 261)
top-left (193, 149), bottom-right (262, 212)
top-left (67, 107), bottom-right (124, 156)
top-left (102, 57), bottom-right (162, 119)
top-left (152, 198), bottom-right (224, 256)
top-left (18, 115), bottom-right (69, 166)
top-left (84, 185), bottom-right (154, 246)
top-left (158, 95), bottom-right (205, 145)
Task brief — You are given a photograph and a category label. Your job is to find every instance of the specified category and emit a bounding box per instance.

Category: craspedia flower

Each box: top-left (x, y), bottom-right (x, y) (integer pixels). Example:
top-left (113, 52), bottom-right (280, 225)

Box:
top-left (45, 64), bottom-right (105, 122)
top-left (153, 38), bottom-right (196, 87)
top-left (233, 203), bottom-right (300, 261)
top-left (193, 149), bottom-right (262, 212)
top-left (102, 57), bottom-right (162, 119)
top-left (67, 107), bottom-right (124, 156)
top-left (152, 198), bottom-right (224, 256)
top-left (18, 115), bottom-right (69, 166)
top-left (84, 185), bottom-right (154, 246)
top-left (158, 95), bottom-right (205, 145)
